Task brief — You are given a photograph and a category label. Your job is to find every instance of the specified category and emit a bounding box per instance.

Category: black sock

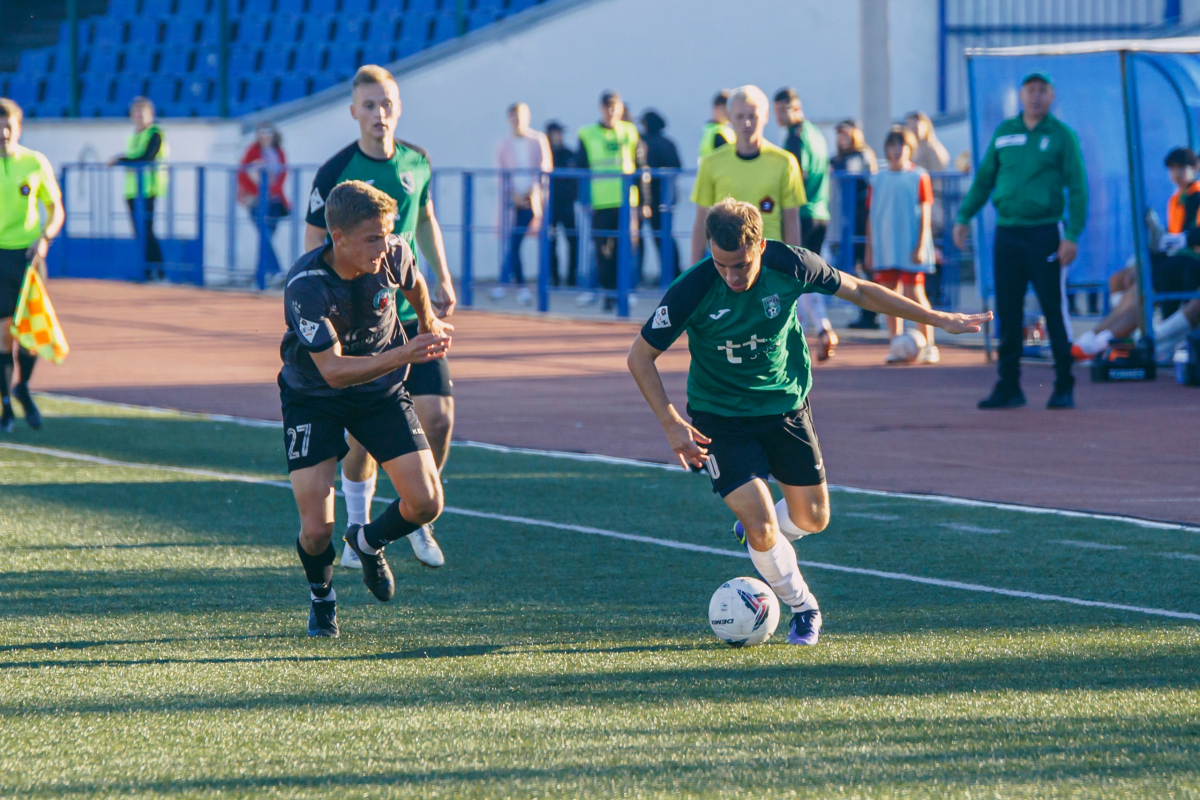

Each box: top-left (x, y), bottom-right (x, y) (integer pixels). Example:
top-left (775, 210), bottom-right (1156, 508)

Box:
top-left (296, 538), bottom-right (336, 599)
top-left (16, 349), bottom-right (35, 386)
top-left (362, 499), bottom-right (422, 550)
top-left (0, 354), bottom-right (11, 400)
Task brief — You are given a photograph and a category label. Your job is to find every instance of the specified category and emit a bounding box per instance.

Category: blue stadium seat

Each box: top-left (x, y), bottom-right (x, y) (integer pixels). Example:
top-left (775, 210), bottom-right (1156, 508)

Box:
top-left (367, 12), bottom-right (401, 41)
top-left (90, 17), bottom-right (126, 47)
top-left (406, 0), bottom-right (439, 14)
top-left (111, 73), bottom-right (147, 107)
top-left (267, 17), bottom-right (301, 44)
top-left (40, 76), bottom-right (74, 116)
top-left (299, 15), bottom-right (334, 43)
top-left (234, 16), bottom-right (269, 44)
top-left (508, 0), bottom-right (539, 11)
top-left (275, 0), bottom-right (305, 15)
top-left (241, 75), bottom-right (277, 109)
top-left (193, 48), bottom-right (221, 76)
top-left (146, 74), bottom-right (179, 108)
top-left (179, 77), bottom-right (213, 114)
top-left (84, 47), bottom-right (119, 74)
top-left (333, 15), bottom-right (367, 43)
top-left (291, 45), bottom-right (326, 73)
top-left (467, 8), bottom-right (499, 31)
top-left (276, 74), bottom-right (309, 102)
top-left (6, 78), bottom-right (39, 111)
top-left (326, 46), bottom-right (358, 79)
top-left (429, 12), bottom-right (458, 43)
top-left (239, 0), bottom-right (273, 15)
top-left (123, 47), bottom-right (156, 74)
top-left (107, 0), bottom-right (141, 18)
top-left (79, 74), bottom-right (112, 109)
top-left (197, 16), bottom-right (226, 46)
top-left (358, 41), bottom-right (393, 66)
top-left (164, 16), bottom-right (201, 46)
top-left (18, 48), bottom-right (51, 75)
top-left (229, 46), bottom-right (260, 74)
top-left (309, 0), bottom-right (338, 14)
top-left (260, 47), bottom-right (292, 74)
top-left (308, 71), bottom-right (337, 93)
top-left (159, 47), bottom-right (192, 75)
top-left (127, 16), bottom-right (162, 46)
top-left (341, 0), bottom-right (372, 13)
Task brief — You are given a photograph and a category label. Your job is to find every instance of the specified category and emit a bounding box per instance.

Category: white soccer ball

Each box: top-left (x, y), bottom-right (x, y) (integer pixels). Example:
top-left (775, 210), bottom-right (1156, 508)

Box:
top-left (708, 577), bottom-right (780, 647)
top-left (888, 329), bottom-right (927, 363)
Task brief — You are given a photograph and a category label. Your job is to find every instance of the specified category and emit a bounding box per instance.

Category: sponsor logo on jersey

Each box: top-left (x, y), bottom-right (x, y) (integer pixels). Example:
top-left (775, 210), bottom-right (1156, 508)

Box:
top-left (762, 293), bottom-right (781, 319)
top-left (373, 287), bottom-right (394, 312)
top-left (308, 188), bottom-right (325, 212)
top-left (995, 133), bottom-right (1028, 149)
top-left (758, 196), bottom-right (775, 214)
top-left (399, 171), bottom-right (416, 194)
top-left (1039, 135), bottom-right (1051, 151)
top-left (19, 183), bottom-right (31, 197)
top-left (298, 318), bottom-right (320, 343)
top-left (709, 308), bottom-right (730, 320)
top-left (652, 305), bottom-right (671, 329)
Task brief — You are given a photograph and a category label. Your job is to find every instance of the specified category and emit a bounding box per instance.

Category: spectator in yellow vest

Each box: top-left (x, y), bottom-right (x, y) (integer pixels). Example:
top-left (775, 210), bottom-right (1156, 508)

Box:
top-left (110, 97), bottom-right (168, 280)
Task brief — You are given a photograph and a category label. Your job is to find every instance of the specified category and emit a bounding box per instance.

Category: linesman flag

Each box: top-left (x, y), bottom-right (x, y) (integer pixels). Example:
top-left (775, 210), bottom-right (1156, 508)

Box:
top-left (10, 262), bottom-right (69, 364)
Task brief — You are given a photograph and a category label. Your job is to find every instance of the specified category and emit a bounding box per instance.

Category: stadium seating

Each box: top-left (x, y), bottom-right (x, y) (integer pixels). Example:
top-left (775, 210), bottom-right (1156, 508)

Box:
top-left (4, 0), bottom-right (552, 118)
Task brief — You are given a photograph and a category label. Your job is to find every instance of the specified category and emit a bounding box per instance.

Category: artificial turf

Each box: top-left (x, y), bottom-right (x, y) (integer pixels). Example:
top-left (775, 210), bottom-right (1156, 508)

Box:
top-left (0, 395), bottom-right (1198, 798)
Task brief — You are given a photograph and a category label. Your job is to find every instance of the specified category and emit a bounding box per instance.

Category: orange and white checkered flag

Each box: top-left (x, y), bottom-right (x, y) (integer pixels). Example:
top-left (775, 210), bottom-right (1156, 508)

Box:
top-left (10, 261), bottom-right (69, 364)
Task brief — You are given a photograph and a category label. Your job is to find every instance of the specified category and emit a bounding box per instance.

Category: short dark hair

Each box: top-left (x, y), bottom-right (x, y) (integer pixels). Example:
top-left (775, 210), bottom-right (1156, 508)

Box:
top-left (705, 198), bottom-right (763, 251)
top-left (884, 125), bottom-right (916, 152)
top-left (1165, 147), bottom-right (1198, 168)
top-left (0, 98), bottom-right (22, 124)
top-left (325, 180), bottom-right (398, 233)
top-left (712, 90), bottom-right (730, 108)
top-left (600, 89), bottom-right (621, 106)
top-left (773, 87), bottom-right (799, 105)
top-left (545, 120), bottom-right (563, 134)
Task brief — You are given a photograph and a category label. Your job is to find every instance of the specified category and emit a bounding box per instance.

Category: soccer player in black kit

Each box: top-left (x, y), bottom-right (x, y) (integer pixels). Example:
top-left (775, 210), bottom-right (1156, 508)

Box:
top-left (280, 180), bottom-right (452, 637)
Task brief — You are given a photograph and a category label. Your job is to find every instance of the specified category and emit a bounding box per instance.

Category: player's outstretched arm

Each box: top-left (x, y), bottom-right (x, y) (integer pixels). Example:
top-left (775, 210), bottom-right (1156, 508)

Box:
top-left (399, 271), bottom-right (453, 341)
top-left (833, 271), bottom-right (992, 334)
top-left (627, 335), bottom-right (711, 470)
top-left (417, 201), bottom-right (457, 317)
top-left (310, 332), bottom-right (450, 390)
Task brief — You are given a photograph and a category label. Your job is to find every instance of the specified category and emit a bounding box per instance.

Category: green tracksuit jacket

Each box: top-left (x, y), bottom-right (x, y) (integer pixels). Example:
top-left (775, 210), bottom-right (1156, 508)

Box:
top-left (957, 113), bottom-right (1088, 242)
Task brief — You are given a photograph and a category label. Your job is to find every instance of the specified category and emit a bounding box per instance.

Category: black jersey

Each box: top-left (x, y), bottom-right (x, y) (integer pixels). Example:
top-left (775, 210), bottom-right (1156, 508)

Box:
top-left (280, 237), bottom-right (418, 396)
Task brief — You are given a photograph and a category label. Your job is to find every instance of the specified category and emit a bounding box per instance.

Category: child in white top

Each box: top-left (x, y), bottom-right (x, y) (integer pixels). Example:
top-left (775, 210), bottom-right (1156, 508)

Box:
top-left (866, 126), bottom-right (939, 364)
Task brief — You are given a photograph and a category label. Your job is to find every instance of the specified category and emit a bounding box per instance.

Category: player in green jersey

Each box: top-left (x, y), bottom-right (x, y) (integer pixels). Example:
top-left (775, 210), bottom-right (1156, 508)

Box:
top-left (303, 65), bottom-right (457, 570)
top-left (0, 98), bottom-right (63, 433)
top-left (628, 199), bottom-right (989, 645)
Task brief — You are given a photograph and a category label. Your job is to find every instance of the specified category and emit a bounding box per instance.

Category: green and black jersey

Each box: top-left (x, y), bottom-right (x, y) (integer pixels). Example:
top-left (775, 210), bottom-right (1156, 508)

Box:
top-left (307, 139), bottom-right (432, 323)
top-left (640, 240), bottom-right (842, 417)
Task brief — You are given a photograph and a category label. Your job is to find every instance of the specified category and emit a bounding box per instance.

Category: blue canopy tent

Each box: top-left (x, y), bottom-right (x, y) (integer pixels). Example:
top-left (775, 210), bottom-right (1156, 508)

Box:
top-left (967, 38), bottom-right (1200, 356)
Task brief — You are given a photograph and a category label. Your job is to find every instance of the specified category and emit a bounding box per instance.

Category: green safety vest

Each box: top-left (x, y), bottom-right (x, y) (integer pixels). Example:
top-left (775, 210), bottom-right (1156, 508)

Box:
top-left (698, 121), bottom-right (735, 164)
top-left (123, 123), bottom-right (169, 199)
top-left (578, 120), bottom-right (639, 210)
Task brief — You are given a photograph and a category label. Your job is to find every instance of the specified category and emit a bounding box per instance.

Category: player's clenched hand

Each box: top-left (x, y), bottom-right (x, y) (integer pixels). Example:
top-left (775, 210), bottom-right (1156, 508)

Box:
top-left (433, 282), bottom-right (458, 318)
top-left (666, 420), bottom-right (711, 471)
top-left (400, 332), bottom-right (451, 364)
top-left (936, 310), bottom-right (993, 335)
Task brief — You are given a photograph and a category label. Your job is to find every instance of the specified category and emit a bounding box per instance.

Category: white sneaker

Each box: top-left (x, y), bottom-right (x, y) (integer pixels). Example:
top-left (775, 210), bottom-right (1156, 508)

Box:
top-left (575, 291), bottom-right (596, 307)
top-left (917, 344), bottom-right (941, 364)
top-left (341, 540), bottom-right (362, 569)
top-left (516, 287), bottom-right (533, 306)
top-left (408, 524), bottom-right (445, 568)
top-left (490, 286), bottom-right (506, 301)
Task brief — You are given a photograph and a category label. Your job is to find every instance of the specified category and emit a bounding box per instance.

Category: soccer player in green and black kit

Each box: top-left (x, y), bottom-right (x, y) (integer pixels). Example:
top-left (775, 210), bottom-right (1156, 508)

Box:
top-left (0, 98), bottom-right (63, 432)
top-left (628, 199), bottom-right (989, 645)
top-left (303, 65), bottom-right (457, 570)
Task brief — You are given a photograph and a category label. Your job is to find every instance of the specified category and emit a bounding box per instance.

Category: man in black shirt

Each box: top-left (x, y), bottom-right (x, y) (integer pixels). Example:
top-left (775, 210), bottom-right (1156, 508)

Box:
top-left (281, 180), bottom-right (452, 638)
top-left (545, 121), bottom-right (579, 286)
top-left (638, 110), bottom-right (682, 282)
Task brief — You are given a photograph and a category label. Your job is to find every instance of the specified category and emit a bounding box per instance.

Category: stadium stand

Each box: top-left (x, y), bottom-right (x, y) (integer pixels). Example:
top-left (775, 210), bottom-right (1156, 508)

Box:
top-left (2, 0), bottom-right (553, 118)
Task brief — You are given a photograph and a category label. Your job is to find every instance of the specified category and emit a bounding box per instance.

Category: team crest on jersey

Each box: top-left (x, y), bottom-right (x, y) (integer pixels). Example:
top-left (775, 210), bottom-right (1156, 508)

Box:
top-left (373, 287), bottom-right (394, 312)
top-left (759, 196), bottom-right (775, 214)
top-left (762, 294), bottom-right (781, 319)
top-left (298, 318), bottom-right (320, 343)
top-left (652, 305), bottom-right (671, 329)
top-left (19, 183), bottom-right (31, 197)
top-left (1039, 136), bottom-right (1051, 151)
top-left (399, 171), bottom-right (416, 194)
top-left (308, 187), bottom-right (325, 213)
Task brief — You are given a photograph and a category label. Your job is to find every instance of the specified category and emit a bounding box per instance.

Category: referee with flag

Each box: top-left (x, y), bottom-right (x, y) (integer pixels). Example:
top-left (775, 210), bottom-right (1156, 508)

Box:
top-left (954, 72), bottom-right (1088, 410)
top-left (0, 98), bottom-right (63, 432)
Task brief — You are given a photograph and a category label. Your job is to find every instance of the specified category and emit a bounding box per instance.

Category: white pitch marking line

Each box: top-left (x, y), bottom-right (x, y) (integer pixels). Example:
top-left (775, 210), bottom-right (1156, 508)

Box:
top-left (1160, 552), bottom-right (1200, 562)
top-left (938, 522), bottom-right (1006, 534)
top-left (845, 512), bottom-right (902, 522)
top-left (35, 392), bottom-right (1200, 534)
top-left (1053, 539), bottom-right (1128, 551)
top-left (4, 441), bottom-right (1199, 623)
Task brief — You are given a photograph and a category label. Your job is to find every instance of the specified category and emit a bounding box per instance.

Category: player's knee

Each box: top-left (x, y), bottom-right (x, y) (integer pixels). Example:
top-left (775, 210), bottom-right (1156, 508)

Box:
top-left (744, 521), bottom-right (779, 551)
top-left (424, 412), bottom-right (453, 445)
top-left (299, 523), bottom-right (334, 551)
top-left (406, 485), bottom-right (443, 525)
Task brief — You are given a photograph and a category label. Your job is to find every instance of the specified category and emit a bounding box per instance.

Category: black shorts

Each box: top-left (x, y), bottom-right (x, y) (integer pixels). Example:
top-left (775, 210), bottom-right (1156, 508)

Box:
top-left (0, 249), bottom-right (28, 319)
top-left (689, 401), bottom-right (826, 497)
top-left (279, 376), bottom-right (430, 473)
top-left (402, 320), bottom-right (453, 397)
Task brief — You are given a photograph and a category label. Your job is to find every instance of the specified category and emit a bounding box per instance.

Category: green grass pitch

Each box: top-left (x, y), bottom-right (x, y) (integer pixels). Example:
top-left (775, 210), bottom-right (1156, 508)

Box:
top-left (1, 395), bottom-right (1199, 798)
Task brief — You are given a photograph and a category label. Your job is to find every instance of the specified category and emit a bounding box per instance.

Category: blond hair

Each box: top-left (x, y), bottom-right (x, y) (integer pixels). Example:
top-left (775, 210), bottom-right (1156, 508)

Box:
top-left (705, 198), bottom-right (763, 251)
top-left (0, 98), bottom-right (23, 125)
top-left (352, 64), bottom-right (397, 92)
top-left (325, 180), bottom-right (398, 232)
top-left (728, 85), bottom-right (769, 112)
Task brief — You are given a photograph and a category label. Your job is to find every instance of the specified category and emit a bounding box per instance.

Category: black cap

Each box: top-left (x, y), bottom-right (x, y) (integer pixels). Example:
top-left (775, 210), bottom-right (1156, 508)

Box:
top-left (641, 109), bottom-right (666, 134)
top-left (545, 120), bottom-right (564, 134)
top-left (1022, 71), bottom-right (1052, 86)
top-left (600, 89), bottom-right (622, 105)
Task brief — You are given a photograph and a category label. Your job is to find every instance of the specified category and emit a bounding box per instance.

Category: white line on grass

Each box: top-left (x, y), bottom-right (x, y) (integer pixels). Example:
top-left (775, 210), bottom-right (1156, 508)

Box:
top-left (1054, 540), bottom-right (1128, 551)
top-left (938, 522), bottom-right (1006, 534)
top-left (4, 441), bottom-right (1199, 622)
top-left (844, 512), bottom-right (902, 522)
top-left (37, 392), bottom-right (1200, 534)
top-left (1160, 552), bottom-right (1200, 562)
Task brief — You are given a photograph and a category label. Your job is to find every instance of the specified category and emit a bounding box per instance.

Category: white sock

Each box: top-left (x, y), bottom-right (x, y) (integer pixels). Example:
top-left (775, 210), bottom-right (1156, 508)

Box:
top-left (774, 497), bottom-right (809, 541)
top-left (356, 529), bottom-right (379, 556)
top-left (748, 537), bottom-right (818, 613)
top-left (1155, 310), bottom-right (1193, 353)
top-left (1076, 329), bottom-right (1112, 357)
top-left (311, 587), bottom-right (336, 602)
top-left (342, 473), bottom-right (377, 526)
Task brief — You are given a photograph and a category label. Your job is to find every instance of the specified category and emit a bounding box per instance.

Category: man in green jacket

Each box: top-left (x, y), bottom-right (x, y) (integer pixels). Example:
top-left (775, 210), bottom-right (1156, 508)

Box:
top-left (954, 72), bottom-right (1088, 409)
